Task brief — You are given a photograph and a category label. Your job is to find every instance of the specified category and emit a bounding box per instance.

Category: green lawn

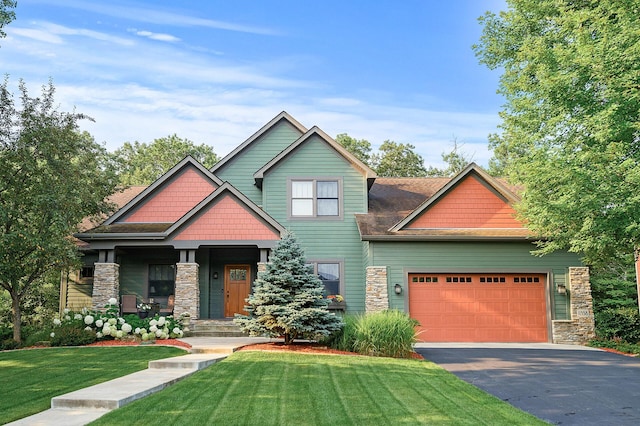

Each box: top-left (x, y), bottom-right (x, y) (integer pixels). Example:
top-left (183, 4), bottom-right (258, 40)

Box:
top-left (92, 351), bottom-right (546, 426)
top-left (0, 346), bottom-right (186, 424)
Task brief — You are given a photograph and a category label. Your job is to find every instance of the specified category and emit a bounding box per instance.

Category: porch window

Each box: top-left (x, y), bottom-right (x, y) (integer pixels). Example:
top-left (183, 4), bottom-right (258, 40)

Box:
top-left (290, 179), bottom-right (340, 217)
top-left (149, 264), bottom-right (175, 297)
top-left (308, 262), bottom-right (341, 296)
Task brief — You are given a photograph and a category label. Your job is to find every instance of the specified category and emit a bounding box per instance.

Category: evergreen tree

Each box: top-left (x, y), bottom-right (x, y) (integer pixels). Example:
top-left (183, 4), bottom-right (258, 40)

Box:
top-left (234, 232), bottom-right (343, 344)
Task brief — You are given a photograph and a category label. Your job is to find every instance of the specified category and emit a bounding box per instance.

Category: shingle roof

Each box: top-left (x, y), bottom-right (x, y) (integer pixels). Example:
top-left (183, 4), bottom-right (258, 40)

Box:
top-left (356, 176), bottom-right (532, 240)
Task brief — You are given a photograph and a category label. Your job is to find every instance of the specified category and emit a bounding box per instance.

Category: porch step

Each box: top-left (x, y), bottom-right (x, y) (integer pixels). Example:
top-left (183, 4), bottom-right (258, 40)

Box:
top-left (187, 319), bottom-right (247, 338)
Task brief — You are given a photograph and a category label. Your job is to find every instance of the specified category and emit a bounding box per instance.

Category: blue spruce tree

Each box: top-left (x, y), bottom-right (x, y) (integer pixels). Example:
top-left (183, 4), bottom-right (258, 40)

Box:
top-left (234, 232), bottom-right (343, 344)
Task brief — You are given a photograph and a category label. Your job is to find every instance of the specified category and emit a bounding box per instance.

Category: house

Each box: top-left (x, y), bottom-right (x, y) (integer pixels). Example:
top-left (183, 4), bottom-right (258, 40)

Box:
top-left (61, 111), bottom-right (595, 344)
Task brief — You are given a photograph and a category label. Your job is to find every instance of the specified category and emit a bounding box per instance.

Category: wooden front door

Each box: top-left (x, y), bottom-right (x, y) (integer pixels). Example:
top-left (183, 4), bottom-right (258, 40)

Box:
top-left (224, 264), bottom-right (251, 317)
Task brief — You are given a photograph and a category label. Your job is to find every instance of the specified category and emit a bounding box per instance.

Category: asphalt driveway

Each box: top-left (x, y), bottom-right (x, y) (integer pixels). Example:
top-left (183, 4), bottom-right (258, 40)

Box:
top-left (415, 343), bottom-right (640, 425)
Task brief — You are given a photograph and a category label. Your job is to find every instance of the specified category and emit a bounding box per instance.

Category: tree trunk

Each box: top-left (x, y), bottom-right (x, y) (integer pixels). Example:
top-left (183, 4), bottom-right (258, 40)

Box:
top-left (10, 290), bottom-right (22, 343)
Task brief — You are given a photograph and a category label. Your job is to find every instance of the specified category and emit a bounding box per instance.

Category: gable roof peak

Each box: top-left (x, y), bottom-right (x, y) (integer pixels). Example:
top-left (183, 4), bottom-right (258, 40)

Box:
top-left (253, 124), bottom-right (377, 188)
top-left (210, 111), bottom-right (308, 173)
top-left (388, 162), bottom-right (519, 232)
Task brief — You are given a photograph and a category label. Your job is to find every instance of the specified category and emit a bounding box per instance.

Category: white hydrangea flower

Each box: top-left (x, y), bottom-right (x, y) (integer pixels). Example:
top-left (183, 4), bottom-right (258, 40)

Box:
top-left (64, 315), bottom-right (71, 321)
top-left (96, 331), bottom-right (103, 338)
top-left (157, 317), bottom-right (166, 326)
top-left (139, 328), bottom-right (147, 334)
top-left (108, 297), bottom-right (117, 305)
top-left (84, 326), bottom-right (93, 332)
top-left (115, 330), bottom-right (124, 338)
top-left (84, 315), bottom-right (94, 325)
top-left (134, 327), bottom-right (141, 334)
top-left (63, 308), bottom-right (70, 314)
top-left (149, 325), bottom-right (158, 332)
top-left (118, 317), bottom-right (125, 325)
top-left (172, 327), bottom-right (181, 334)
top-left (122, 323), bottom-right (132, 333)
top-left (50, 332), bottom-right (55, 338)
top-left (53, 318), bottom-right (61, 326)
top-left (149, 319), bottom-right (158, 326)
top-left (108, 318), bottom-right (117, 326)
top-left (74, 313), bottom-right (83, 320)
top-left (102, 325), bottom-right (111, 336)
top-left (155, 329), bottom-right (163, 338)
top-left (95, 319), bottom-right (103, 328)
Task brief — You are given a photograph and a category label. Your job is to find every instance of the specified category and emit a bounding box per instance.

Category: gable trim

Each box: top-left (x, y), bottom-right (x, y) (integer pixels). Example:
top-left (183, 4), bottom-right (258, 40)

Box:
top-left (165, 181), bottom-right (286, 238)
top-left (389, 163), bottom-right (520, 232)
top-left (210, 111), bottom-right (308, 174)
top-left (104, 156), bottom-right (223, 225)
top-left (253, 126), bottom-right (377, 189)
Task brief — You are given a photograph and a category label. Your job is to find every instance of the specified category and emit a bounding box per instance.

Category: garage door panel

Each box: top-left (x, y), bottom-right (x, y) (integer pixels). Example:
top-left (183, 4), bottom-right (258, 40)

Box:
top-left (409, 273), bottom-right (548, 343)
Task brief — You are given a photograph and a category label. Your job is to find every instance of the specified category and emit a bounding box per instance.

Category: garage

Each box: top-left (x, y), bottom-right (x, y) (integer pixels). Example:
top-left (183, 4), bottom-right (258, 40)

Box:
top-left (409, 273), bottom-right (548, 343)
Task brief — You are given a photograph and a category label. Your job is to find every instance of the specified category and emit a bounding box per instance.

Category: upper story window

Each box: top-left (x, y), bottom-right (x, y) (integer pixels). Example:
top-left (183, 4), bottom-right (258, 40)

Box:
top-left (290, 179), bottom-right (340, 218)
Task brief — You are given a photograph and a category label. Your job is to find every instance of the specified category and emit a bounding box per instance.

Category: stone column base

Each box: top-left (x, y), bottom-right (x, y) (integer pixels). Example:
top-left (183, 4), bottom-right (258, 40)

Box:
top-left (175, 263), bottom-right (199, 319)
top-left (551, 267), bottom-right (595, 344)
top-left (92, 263), bottom-right (120, 311)
top-left (365, 266), bottom-right (389, 313)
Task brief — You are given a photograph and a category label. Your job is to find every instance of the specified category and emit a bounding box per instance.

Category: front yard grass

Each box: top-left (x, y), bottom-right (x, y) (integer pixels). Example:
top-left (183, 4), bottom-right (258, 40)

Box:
top-left (93, 351), bottom-right (545, 425)
top-left (0, 346), bottom-right (186, 424)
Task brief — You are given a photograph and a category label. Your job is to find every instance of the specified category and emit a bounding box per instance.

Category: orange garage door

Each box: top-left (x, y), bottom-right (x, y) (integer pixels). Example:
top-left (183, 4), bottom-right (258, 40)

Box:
top-left (409, 273), bottom-right (548, 342)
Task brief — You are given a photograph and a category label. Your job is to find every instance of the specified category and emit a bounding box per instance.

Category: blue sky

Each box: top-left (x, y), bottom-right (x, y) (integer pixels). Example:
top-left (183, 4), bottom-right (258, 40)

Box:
top-left (1, 0), bottom-right (506, 167)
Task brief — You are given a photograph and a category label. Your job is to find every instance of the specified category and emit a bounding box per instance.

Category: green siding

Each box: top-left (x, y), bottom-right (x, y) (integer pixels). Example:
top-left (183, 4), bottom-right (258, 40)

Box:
top-left (215, 121), bottom-right (303, 204)
top-left (368, 241), bottom-right (581, 320)
top-left (261, 136), bottom-right (368, 313)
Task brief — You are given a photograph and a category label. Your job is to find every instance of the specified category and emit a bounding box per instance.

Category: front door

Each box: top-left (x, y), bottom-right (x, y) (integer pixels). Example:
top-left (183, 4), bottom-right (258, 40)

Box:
top-left (224, 264), bottom-right (251, 317)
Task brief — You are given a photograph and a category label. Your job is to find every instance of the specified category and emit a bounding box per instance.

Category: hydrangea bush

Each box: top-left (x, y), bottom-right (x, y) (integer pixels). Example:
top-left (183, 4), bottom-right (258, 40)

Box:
top-left (50, 298), bottom-right (187, 346)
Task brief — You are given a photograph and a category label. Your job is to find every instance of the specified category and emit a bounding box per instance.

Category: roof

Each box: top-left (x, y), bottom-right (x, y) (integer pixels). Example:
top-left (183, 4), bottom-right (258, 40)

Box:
top-left (211, 111), bottom-right (307, 174)
top-left (356, 165), bottom-right (532, 241)
top-left (253, 126), bottom-right (377, 189)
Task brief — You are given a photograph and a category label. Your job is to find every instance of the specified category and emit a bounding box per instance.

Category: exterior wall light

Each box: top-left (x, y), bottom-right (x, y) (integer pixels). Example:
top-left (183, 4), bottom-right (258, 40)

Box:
top-left (394, 283), bottom-right (402, 295)
top-left (557, 283), bottom-right (567, 294)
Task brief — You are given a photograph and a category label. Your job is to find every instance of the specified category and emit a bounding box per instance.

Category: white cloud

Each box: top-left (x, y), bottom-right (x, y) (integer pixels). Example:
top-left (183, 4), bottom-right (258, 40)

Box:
top-left (131, 29), bottom-right (181, 43)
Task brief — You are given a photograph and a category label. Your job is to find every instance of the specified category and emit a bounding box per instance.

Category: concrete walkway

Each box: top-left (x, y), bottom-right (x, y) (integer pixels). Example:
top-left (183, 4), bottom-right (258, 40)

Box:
top-left (8, 337), bottom-right (272, 426)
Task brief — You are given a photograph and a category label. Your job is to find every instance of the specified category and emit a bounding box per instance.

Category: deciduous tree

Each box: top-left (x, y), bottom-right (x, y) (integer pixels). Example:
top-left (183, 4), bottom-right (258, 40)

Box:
top-left (0, 78), bottom-right (119, 342)
top-left (474, 0), bottom-right (640, 264)
top-left (371, 140), bottom-right (428, 177)
top-left (112, 135), bottom-right (219, 185)
top-left (0, 0), bottom-right (16, 42)
top-left (335, 133), bottom-right (372, 166)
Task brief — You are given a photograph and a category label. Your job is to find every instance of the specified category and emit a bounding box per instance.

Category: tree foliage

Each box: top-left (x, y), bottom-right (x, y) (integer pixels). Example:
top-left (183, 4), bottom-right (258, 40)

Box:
top-left (0, 78), bottom-right (119, 342)
top-left (234, 232), bottom-right (343, 345)
top-left (0, 0), bottom-right (16, 41)
top-left (474, 0), bottom-right (640, 263)
top-left (335, 133), bottom-right (372, 165)
top-left (426, 137), bottom-right (473, 177)
top-left (371, 140), bottom-right (428, 177)
top-left (112, 134), bottom-right (219, 185)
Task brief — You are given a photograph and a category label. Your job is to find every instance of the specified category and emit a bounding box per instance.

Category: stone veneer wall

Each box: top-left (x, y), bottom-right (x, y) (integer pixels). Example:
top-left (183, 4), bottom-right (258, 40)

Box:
top-left (365, 266), bottom-right (389, 313)
top-left (174, 263), bottom-right (199, 319)
top-left (552, 266), bottom-right (596, 344)
top-left (92, 263), bottom-right (120, 311)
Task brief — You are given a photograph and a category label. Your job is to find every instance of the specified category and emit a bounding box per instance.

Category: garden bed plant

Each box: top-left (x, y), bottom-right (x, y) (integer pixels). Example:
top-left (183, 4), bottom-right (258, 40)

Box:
top-left (48, 298), bottom-right (187, 347)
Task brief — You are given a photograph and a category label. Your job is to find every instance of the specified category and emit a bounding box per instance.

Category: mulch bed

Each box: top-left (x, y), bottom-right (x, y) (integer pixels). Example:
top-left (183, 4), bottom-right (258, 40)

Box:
top-left (86, 339), bottom-right (192, 350)
top-left (238, 341), bottom-right (424, 359)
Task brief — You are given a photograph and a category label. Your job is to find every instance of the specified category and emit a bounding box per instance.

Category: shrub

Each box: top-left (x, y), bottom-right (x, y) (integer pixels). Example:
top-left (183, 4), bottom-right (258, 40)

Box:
top-left (595, 307), bottom-right (640, 343)
top-left (50, 326), bottom-right (97, 347)
top-left (24, 328), bottom-right (55, 347)
top-left (324, 310), bottom-right (419, 358)
top-left (0, 338), bottom-right (19, 351)
top-left (320, 314), bottom-right (357, 351)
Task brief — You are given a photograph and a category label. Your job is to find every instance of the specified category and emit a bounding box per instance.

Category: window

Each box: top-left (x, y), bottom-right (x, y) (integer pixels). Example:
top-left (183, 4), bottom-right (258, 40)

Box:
top-left (308, 262), bottom-right (342, 296)
top-left (80, 266), bottom-right (94, 279)
top-left (290, 179), bottom-right (340, 217)
top-left (149, 264), bottom-right (175, 297)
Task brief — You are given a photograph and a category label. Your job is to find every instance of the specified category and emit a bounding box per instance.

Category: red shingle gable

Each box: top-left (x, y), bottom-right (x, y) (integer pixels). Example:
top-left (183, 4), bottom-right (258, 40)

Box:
top-left (173, 195), bottom-right (280, 241)
top-left (406, 175), bottom-right (523, 229)
top-left (123, 168), bottom-right (217, 223)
